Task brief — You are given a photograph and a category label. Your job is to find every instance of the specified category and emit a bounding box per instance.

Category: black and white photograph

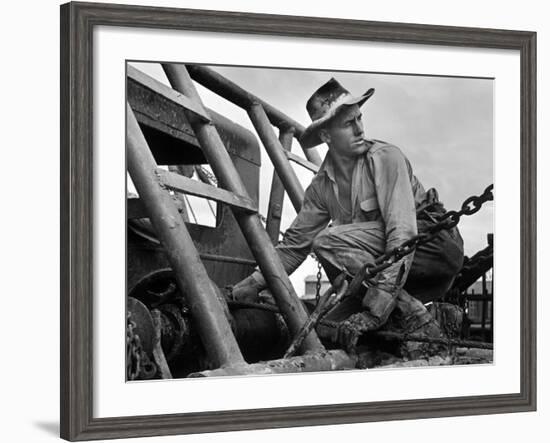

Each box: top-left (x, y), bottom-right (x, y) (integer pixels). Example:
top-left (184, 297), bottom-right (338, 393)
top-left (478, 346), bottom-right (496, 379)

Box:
top-left (54, 2), bottom-right (537, 441)
top-left (125, 61), bottom-right (494, 381)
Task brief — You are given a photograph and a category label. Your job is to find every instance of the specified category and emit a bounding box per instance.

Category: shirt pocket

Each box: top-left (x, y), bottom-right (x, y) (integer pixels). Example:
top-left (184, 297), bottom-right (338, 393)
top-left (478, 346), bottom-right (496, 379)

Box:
top-left (359, 197), bottom-right (380, 221)
top-left (360, 197), bottom-right (379, 213)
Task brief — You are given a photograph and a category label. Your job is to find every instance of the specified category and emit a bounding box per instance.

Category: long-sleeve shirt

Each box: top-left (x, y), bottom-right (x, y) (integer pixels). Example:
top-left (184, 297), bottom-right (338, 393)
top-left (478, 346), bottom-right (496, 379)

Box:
top-left (273, 139), bottom-right (428, 292)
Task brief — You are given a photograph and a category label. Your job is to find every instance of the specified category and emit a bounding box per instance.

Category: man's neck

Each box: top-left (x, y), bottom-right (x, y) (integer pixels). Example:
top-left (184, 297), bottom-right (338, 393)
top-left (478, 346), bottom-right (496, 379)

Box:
top-left (329, 152), bottom-right (356, 180)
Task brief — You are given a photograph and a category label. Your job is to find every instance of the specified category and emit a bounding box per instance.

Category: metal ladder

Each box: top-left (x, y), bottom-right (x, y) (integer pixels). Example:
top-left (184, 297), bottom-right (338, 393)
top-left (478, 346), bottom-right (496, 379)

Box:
top-left (127, 63), bottom-right (343, 375)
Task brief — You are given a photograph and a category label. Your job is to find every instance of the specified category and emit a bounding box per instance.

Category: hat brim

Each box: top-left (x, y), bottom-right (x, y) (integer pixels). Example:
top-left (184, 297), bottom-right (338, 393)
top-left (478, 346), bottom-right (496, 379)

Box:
top-left (299, 88), bottom-right (375, 149)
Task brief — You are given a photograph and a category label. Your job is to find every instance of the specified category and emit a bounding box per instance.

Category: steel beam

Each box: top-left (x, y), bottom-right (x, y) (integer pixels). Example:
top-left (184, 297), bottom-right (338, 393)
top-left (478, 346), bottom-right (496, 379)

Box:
top-left (265, 127), bottom-right (293, 244)
top-left (162, 63), bottom-right (324, 354)
top-left (157, 169), bottom-right (257, 213)
top-left (248, 104), bottom-right (304, 212)
top-left (186, 64), bottom-right (322, 166)
top-left (127, 104), bottom-right (245, 368)
top-left (285, 151), bottom-right (320, 174)
top-left (128, 64), bottom-right (211, 124)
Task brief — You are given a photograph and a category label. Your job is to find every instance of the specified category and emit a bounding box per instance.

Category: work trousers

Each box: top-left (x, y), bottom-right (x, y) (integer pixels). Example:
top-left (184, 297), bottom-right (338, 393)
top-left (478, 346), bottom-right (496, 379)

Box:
top-left (312, 218), bottom-right (464, 304)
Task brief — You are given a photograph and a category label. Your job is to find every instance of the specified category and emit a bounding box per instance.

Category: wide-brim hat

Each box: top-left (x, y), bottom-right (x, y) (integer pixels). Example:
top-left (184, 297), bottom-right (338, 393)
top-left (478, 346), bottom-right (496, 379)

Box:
top-left (300, 78), bottom-right (374, 149)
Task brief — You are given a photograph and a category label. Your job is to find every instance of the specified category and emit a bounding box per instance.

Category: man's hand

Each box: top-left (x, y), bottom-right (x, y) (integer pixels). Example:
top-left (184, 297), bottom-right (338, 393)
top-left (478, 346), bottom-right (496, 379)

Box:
top-left (230, 273), bottom-right (264, 303)
top-left (337, 311), bottom-right (380, 353)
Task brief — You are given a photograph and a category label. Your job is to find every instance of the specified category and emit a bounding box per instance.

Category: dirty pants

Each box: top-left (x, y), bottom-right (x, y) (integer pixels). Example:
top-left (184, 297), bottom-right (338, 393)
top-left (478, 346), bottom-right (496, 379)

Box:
top-left (312, 218), bottom-right (464, 306)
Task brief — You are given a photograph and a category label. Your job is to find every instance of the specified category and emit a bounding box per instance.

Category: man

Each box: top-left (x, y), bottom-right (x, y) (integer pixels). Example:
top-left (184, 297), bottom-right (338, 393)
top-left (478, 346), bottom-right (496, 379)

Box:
top-left (232, 78), bottom-right (464, 352)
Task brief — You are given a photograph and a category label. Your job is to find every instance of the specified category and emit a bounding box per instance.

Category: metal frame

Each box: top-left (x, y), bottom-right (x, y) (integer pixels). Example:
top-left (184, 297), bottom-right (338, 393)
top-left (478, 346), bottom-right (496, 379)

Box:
top-left (60, 1), bottom-right (536, 440)
top-left (161, 62), bottom-right (324, 352)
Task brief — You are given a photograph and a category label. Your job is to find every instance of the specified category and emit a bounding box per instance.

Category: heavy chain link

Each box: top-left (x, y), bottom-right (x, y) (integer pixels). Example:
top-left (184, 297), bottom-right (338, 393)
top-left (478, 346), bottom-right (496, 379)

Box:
top-left (362, 184), bottom-right (494, 281)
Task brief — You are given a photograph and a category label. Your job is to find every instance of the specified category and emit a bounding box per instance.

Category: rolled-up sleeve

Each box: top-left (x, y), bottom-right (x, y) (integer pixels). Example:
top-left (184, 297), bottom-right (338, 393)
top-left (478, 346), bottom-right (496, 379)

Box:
top-left (368, 145), bottom-right (418, 292)
top-left (275, 182), bottom-right (331, 275)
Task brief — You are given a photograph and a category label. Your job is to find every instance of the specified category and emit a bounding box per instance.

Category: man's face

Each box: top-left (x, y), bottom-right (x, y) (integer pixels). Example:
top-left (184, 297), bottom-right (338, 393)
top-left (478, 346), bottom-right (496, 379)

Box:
top-left (320, 104), bottom-right (368, 159)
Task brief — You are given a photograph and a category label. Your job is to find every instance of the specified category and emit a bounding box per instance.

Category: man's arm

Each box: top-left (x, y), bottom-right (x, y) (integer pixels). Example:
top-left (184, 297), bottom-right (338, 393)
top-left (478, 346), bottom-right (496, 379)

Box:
top-left (250, 182), bottom-right (331, 287)
top-left (232, 182), bottom-right (330, 299)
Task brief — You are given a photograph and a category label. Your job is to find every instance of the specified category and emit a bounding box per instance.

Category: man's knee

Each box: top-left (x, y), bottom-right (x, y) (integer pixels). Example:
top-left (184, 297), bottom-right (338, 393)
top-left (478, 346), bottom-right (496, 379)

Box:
top-left (312, 228), bottom-right (332, 255)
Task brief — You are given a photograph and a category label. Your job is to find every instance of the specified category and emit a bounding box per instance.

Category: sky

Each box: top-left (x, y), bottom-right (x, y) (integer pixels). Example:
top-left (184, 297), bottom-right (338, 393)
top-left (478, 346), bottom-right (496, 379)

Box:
top-left (130, 62), bottom-right (494, 296)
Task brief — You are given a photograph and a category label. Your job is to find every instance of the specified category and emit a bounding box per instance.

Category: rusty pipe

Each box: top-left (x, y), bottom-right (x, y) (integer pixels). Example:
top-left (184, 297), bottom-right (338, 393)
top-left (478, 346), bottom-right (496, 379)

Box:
top-left (248, 104), bottom-right (304, 212)
top-left (265, 127), bottom-right (294, 244)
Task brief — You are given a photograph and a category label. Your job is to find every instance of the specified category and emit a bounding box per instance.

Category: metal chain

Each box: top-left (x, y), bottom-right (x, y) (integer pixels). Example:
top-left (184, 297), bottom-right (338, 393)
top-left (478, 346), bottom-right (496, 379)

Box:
top-left (126, 313), bottom-right (157, 380)
top-left (262, 206), bottom-right (323, 305)
top-left (194, 165), bottom-right (218, 186)
top-left (362, 184), bottom-right (494, 282)
top-left (126, 314), bottom-right (142, 381)
top-left (315, 259), bottom-right (323, 306)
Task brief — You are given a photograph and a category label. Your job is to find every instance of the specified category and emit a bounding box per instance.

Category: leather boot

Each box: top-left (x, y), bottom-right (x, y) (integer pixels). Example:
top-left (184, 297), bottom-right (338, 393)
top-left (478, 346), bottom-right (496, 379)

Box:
top-left (393, 289), bottom-right (448, 360)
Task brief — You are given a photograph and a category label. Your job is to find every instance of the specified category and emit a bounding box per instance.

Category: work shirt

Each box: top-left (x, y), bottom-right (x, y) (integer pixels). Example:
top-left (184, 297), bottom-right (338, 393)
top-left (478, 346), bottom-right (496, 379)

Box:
top-left (275, 139), bottom-right (428, 292)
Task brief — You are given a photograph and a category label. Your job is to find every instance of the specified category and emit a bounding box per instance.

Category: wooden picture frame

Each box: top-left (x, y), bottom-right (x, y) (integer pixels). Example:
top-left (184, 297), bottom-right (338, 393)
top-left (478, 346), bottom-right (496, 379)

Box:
top-left (60, 1), bottom-right (536, 440)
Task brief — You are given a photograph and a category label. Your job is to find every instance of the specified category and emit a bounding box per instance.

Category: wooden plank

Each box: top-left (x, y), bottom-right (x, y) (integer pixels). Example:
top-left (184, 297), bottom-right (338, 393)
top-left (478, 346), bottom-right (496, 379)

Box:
top-left (285, 151), bottom-right (320, 173)
top-left (157, 169), bottom-right (257, 213)
top-left (127, 64), bottom-right (211, 123)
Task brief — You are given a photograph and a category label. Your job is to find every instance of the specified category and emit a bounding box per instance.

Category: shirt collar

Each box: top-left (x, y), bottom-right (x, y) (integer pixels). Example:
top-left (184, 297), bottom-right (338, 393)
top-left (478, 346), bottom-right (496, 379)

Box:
top-left (317, 140), bottom-right (375, 183)
top-left (318, 152), bottom-right (337, 183)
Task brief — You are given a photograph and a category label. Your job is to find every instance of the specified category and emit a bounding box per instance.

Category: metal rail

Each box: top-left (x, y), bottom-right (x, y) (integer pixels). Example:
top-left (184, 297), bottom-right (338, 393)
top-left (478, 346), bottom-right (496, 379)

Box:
top-left (285, 151), bottom-right (320, 173)
top-left (266, 127), bottom-right (294, 244)
top-left (157, 168), bottom-right (257, 213)
top-left (248, 103), bottom-right (305, 212)
top-left (187, 64), bottom-right (322, 166)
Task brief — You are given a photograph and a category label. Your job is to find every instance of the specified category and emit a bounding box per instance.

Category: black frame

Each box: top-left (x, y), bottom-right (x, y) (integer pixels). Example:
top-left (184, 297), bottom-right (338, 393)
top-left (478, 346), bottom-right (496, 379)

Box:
top-left (60, 1), bottom-right (537, 440)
